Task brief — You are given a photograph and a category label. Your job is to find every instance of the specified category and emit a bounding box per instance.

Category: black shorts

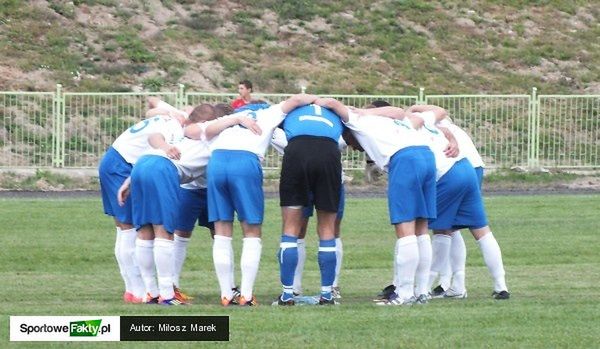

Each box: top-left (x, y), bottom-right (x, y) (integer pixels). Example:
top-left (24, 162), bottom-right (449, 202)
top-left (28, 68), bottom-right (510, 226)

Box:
top-left (279, 136), bottom-right (341, 212)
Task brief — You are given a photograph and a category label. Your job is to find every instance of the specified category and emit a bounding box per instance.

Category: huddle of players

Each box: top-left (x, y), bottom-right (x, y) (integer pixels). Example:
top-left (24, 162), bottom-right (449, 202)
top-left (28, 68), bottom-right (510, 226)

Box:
top-left (99, 95), bottom-right (510, 307)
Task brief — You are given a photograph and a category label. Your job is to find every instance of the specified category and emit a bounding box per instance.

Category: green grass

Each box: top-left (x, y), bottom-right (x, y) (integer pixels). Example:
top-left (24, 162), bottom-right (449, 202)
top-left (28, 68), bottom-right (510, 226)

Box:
top-left (1, 195), bottom-right (599, 347)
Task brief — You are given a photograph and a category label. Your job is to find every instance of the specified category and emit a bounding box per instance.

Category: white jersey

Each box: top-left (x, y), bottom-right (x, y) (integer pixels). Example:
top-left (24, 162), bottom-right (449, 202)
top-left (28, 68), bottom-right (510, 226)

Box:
top-left (344, 110), bottom-right (428, 171)
top-left (210, 103), bottom-right (286, 159)
top-left (270, 127), bottom-right (347, 155)
top-left (112, 115), bottom-right (184, 164)
top-left (171, 137), bottom-right (211, 185)
top-left (414, 111), bottom-right (465, 180)
top-left (143, 122), bottom-right (211, 185)
top-left (438, 119), bottom-right (485, 168)
top-left (270, 127), bottom-right (288, 155)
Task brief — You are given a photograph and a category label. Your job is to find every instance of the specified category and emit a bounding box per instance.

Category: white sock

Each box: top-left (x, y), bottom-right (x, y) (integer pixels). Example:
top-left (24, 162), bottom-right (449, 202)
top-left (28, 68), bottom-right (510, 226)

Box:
top-left (439, 255), bottom-right (453, 291)
top-left (154, 238), bottom-right (175, 300)
top-left (120, 228), bottom-right (145, 298)
top-left (114, 227), bottom-right (130, 292)
top-left (293, 238), bottom-right (306, 294)
top-left (450, 230), bottom-right (467, 293)
top-left (395, 235), bottom-right (419, 300)
top-left (415, 234), bottom-right (432, 296)
top-left (135, 238), bottom-right (159, 298)
top-left (477, 232), bottom-right (508, 292)
top-left (429, 234), bottom-right (451, 290)
top-left (173, 234), bottom-right (191, 288)
top-left (213, 235), bottom-right (234, 299)
top-left (333, 237), bottom-right (343, 287)
top-left (392, 241), bottom-right (399, 287)
top-left (240, 237), bottom-right (262, 300)
top-left (229, 244), bottom-right (236, 290)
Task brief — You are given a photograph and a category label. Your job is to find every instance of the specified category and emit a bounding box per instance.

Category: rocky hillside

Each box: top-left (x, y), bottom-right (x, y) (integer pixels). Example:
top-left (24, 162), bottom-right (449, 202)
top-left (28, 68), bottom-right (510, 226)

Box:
top-left (0, 0), bottom-right (598, 94)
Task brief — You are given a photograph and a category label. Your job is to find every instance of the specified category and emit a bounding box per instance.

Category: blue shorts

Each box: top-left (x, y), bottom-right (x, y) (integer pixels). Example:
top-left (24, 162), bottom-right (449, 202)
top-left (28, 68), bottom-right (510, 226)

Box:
top-left (475, 166), bottom-right (484, 189)
top-left (175, 187), bottom-right (214, 232)
top-left (302, 185), bottom-right (345, 219)
top-left (99, 146), bottom-right (133, 224)
top-left (131, 155), bottom-right (180, 233)
top-left (207, 150), bottom-right (264, 224)
top-left (429, 158), bottom-right (488, 231)
top-left (388, 146), bottom-right (437, 224)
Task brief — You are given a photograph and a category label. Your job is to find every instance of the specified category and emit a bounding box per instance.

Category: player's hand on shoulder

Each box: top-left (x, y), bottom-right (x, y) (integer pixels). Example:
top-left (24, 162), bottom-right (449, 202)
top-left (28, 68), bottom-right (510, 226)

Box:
top-left (444, 140), bottom-right (459, 158)
top-left (163, 145), bottom-right (181, 160)
top-left (239, 116), bottom-right (262, 135)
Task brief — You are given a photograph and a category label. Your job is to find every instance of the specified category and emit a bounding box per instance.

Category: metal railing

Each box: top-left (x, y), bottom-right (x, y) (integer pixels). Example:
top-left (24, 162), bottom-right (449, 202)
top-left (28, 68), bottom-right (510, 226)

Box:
top-left (0, 85), bottom-right (598, 170)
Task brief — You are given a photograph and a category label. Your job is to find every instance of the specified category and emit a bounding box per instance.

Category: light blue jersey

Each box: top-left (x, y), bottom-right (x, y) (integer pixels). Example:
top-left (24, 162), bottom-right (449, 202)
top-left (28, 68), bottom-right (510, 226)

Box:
top-left (283, 104), bottom-right (343, 142)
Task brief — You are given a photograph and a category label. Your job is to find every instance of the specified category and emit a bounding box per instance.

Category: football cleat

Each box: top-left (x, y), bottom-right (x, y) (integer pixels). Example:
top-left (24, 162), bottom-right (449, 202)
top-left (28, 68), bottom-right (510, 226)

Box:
top-left (415, 294), bottom-right (429, 304)
top-left (231, 287), bottom-right (241, 299)
top-left (159, 297), bottom-right (186, 306)
top-left (174, 287), bottom-right (193, 303)
top-left (375, 292), bottom-right (415, 306)
top-left (123, 292), bottom-right (144, 304)
top-left (239, 295), bottom-right (258, 306)
top-left (332, 286), bottom-right (342, 299)
top-left (444, 288), bottom-right (468, 299)
top-left (318, 297), bottom-right (339, 305)
top-left (272, 294), bottom-right (295, 306)
top-left (144, 293), bottom-right (160, 304)
top-left (221, 295), bottom-right (240, 307)
top-left (430, 285), bottom-right (446, 299)
top-left (492, 290), bottom-right (510, 300)
top-left (373, 284), bottom-right (396, 302)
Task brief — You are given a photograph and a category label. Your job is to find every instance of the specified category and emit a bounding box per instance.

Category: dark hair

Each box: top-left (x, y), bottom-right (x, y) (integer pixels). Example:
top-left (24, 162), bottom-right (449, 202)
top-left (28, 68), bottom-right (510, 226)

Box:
top-left (214, 103), bottom-right (234, 118)
top-left (248, 99), bottom-right (267, 104)
top-left (369, 100), bottom-right (391, 108)
top-left (239, 80), bottom-right (253, 90)
top-left (188, 103), bottom-right (216, 122)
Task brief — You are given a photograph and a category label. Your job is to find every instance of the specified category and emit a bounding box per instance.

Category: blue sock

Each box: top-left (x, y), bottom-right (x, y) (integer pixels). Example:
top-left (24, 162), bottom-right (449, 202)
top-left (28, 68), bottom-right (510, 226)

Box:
top-left (318, 239), bottom-right (336, 299)
top-left (279, 235), bottom-right (298, 301)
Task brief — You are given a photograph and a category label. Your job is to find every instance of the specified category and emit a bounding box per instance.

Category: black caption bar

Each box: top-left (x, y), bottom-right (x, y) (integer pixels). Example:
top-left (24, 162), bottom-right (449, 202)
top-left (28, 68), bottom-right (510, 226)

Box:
top-left (120, 316), bottom-right (229, 341)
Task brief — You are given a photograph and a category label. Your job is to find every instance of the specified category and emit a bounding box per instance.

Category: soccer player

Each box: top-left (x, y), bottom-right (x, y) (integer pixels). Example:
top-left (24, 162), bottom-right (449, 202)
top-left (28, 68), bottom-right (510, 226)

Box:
top-left (275, 100), bottom-right (345, 306)
top-left (170, 104), bottom-right (232, 303)
top-left (409, 105), bottom-right (510, 300)
top-left (313, 98), bottom-right (437, 306)
top-left (428, 117), bottom-right (485, 298)
top-left (231, 80), bottom-right (253, 110)
top-left (271, 128), bottom-right (346, 299)
top-left (206, 94), bottom-right (319, 306)
top-left (98, 103), bottom-right (186, 303)
top-left (117, 108), bottom-right (260, 305)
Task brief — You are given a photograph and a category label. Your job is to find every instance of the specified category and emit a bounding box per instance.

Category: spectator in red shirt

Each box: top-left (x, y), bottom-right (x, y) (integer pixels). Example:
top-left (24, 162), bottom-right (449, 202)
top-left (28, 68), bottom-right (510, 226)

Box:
top-left (231, 80), bottom-right (253, 110)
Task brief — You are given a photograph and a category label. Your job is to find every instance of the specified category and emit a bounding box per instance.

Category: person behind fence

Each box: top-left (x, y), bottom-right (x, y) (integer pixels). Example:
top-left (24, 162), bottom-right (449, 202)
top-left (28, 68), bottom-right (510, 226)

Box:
top-left (98, 100), bottom-right (187, 304)
top-left (231, 80), bottom-right (253, 110)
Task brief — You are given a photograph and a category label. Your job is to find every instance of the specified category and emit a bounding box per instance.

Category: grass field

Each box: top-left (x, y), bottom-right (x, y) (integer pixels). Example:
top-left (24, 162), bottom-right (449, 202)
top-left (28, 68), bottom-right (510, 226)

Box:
top-left (1, 194), bottom-right (599, 348)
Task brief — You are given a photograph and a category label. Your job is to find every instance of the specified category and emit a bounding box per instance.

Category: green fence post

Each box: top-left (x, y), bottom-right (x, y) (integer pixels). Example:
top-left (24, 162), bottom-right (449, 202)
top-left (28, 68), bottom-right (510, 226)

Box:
top-left (58, 84), bottom-right (65, 168)
top-left (418, 87), bottom-right (425, 104)
top-left (177, 84), bottom-right (185, 109)
top-left (52, 84), bottom-right (64, 167)
top-left (528, 87), bottom-right (539, 169)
